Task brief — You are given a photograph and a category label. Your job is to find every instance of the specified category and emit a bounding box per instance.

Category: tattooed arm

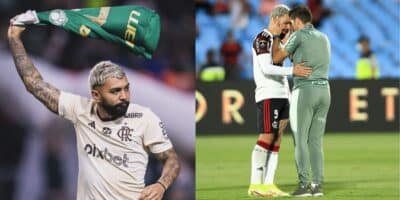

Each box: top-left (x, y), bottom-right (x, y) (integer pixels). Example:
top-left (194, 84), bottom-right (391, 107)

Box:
top-left (154, 148), bottom-right (181, 190)
top-left (139, 148), bottom-right (180, 200)
top-left (7, 25), bottom-right (60, 114)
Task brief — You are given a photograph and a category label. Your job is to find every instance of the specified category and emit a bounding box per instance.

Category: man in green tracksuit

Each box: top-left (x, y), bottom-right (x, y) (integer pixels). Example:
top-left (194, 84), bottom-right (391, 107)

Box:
top-left (271, 5), bottom-right (331, 197)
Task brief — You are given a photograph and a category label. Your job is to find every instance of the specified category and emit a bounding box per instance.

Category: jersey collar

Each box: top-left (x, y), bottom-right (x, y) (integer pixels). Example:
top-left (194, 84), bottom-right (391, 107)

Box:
top-left (303, 23), bottom-right (314, 30)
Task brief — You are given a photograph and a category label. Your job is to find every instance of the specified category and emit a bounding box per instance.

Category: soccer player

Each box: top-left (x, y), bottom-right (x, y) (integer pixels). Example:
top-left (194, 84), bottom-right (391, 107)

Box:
top-left (248, 5), bottom-right (312, 197)
top-left (7, 23), bottom-right (180, 200)
top-left (271, 5), bottom-right (331, 197)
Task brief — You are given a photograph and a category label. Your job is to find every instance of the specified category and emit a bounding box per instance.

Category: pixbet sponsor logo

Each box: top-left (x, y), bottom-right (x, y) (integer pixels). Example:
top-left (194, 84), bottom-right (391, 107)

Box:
top-left (84, 144), bottom-right (129, 167)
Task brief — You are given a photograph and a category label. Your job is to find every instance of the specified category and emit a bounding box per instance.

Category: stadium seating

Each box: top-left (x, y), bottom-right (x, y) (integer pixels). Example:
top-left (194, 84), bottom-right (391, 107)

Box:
top-left (196, 0), bottom-right (400, 79)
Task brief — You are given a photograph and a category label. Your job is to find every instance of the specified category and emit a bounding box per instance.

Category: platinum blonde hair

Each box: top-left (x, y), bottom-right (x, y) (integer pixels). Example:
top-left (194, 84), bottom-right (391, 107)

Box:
top-left (270, 4), bottom-right (290, 19)
top-left (88, 61), bottom-right (126, 89)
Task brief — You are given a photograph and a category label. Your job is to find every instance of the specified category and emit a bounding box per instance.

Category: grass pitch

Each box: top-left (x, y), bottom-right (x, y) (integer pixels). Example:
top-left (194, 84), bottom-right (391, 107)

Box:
top-left (196, 133), bottom-right (399, 200)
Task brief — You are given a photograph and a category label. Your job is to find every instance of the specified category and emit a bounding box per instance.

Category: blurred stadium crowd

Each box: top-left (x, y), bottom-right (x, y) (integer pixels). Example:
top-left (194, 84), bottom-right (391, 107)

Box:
top-left (196, 0), bottom-right (400, 80)
top-left (0, 0), bottom-right (195, 200)
top-left (0, 0), bottom-right (195, 91)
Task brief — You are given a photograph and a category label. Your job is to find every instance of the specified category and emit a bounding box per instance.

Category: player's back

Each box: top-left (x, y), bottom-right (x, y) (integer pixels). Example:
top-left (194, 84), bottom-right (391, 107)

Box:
top-left (290, 24), bottom-right (331, 87)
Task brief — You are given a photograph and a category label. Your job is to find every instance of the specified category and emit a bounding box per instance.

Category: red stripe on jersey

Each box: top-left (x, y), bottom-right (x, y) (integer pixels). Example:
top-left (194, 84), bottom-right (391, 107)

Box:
top-left (256, 140), bottom-right (280, 152)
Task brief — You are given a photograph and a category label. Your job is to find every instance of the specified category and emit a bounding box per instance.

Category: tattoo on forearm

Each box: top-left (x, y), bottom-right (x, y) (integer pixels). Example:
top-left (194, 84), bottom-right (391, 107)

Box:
top-left (8, 37), bottom-right (60, 114)
top-left (154, 148), bottom-right (181, 189)
top-left (31, 79), bottom-right (60, 113)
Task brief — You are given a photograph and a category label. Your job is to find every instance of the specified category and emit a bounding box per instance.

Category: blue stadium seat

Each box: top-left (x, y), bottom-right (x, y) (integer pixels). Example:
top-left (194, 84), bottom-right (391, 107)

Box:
top-left (200, 25), bottom-right (222, 47)
top-left (358, 0), bottom-right (396, 39)
top-left (261, 15), bottom-right (270, 25)
top-left (330, 46), bottom-right (354, 79)
top-left (245, 16), bottom-right (266, 41)
top-left (280, 0), bottom-right (307, 6)
top-left (196, 10), bottom-right (214, 27)
top-left (335, 1), bottom-right (387, 50)
top-left (241, 62), bottom-right (253, 79)
top-left (340, 43), bottom-right (359, 67)
top-left (195, 38), bottom-right (207, 66)
top-left (376, 0), bottom-right (399, 19)
top-left (241, 39), bottom-right (256, 80)
top-left (249, 0), bottom-right (260, 13)
top-left (214, 15), bottom-right (231, 37)
top-left (319, 19), bottom-right (339, 43)
top-left (196, 25), bottom-right (222, 65)
top-left (322, 0), bottom-right (335, 7)
top-left (329, 15), bottom-right (359, 43)
top-left (329, 52), bottom-right (347, 78)
top-left (376, 52), bottom-right (399, 78)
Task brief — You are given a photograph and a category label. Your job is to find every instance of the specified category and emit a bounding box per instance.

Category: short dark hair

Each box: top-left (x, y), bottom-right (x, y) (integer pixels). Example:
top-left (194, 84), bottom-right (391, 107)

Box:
top-left (289, 5), bottom-right (312, 23)
top-left (358, 35), bottom-right (369, 43)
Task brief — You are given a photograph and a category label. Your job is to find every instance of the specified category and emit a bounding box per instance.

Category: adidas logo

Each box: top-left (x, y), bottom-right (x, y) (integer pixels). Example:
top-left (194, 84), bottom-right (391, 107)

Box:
top-left (88, 121), bottom-right (95, 129)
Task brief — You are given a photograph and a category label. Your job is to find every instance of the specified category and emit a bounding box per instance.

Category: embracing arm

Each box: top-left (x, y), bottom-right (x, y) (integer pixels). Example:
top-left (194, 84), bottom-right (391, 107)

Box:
top-left (271, 36), bottom-right (289, 64)
top-left (253, 31), bottom-right (310, 76)
top-left (256, 54), bottom-right (311, 77)
top-left (7, 25), bottom-right (60, 114)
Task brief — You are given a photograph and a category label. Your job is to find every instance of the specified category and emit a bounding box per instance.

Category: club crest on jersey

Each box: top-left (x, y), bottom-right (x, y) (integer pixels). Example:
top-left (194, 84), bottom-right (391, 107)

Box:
top-left (117, 124), bottom-right (133, 141)
top-left (257, 40), bottom-right (267, 49)
top-left (49, 9), bottom-right (68, 26)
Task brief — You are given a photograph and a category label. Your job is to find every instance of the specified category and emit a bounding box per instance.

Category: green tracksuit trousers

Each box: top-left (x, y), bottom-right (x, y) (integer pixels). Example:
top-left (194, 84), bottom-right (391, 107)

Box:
top-left (290, 82), bottom-right (331, 186)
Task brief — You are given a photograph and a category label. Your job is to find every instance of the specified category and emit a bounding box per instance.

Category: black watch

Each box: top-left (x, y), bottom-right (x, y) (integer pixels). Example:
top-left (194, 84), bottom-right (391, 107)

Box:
top-left (273, 35), bottom-right (281, 40)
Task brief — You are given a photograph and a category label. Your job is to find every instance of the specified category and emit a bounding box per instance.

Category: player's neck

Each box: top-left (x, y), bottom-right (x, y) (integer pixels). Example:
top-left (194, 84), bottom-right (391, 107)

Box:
top-left (298, 22), bottom-right (311, 30)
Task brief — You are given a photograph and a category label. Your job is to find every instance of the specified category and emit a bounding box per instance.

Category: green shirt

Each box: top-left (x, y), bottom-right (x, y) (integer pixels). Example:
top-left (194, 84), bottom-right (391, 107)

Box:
top-left (284, 23), bottom-right (331, 87)
top-left (37, 6), bottom-right (160, 59)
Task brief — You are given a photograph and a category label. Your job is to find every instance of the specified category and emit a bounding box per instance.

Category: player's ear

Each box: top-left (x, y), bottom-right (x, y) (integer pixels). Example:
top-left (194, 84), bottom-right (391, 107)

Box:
top-left (294, 18), bottom-right (300, 26)
top-left (271, 17), bottom-right (277, 25)
top-left (91, 89), bottom-right (101, 103)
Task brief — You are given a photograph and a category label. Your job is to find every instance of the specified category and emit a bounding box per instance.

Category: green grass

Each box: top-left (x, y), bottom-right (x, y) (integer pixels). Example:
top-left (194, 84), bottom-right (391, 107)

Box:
top-left (196, 133), bottom-right (399, 200)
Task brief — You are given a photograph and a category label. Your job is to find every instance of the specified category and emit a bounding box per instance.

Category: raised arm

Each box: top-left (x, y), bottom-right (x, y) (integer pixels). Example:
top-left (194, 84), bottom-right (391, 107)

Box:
top-left (7, 25), bottom-right (60, 114)
top-left (271, 36), bottom-right (290, 64)
top-left (139, 148), bottom-right (180, 200)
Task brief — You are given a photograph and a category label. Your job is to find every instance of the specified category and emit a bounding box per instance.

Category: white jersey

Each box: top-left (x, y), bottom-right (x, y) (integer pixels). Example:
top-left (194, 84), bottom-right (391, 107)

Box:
top-left (252, 29), bottom-right (292, 102)
top-left (58, 92), bottom-right (173, 200)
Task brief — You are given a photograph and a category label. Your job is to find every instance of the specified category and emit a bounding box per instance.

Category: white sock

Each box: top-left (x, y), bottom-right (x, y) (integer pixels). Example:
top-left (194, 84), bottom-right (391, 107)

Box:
top-left (264, 151), bottom-right (278, 184)
top-left (250, 145), bottom-right (267, 184)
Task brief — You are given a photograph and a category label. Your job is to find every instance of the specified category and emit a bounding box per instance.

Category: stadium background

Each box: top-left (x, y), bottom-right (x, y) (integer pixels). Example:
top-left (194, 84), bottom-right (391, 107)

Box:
top-left (0, 0), bottom-right (195, 200)
top-left (195, 0), bottom-right (399, 199)
top-left (195, 0), bottom-right (400, 79)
